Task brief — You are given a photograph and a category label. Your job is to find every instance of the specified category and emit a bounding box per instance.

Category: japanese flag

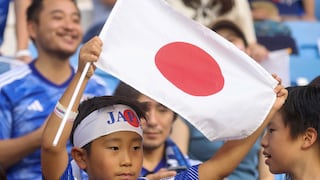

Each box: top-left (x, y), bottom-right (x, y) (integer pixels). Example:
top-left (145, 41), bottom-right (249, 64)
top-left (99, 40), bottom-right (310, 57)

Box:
top-left (96, 0), bottom-right (277, 141)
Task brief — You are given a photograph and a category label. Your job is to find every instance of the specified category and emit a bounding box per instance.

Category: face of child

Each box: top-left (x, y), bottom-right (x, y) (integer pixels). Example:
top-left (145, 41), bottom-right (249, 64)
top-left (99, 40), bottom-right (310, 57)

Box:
top-left (261, 112), bottom-right (302, 174)
top-left (216, 29), bottom-right (246, 52)
top-left (137, 95), bottom-right (175, 151)
top-left (83, 131), bottom-right (143, 180)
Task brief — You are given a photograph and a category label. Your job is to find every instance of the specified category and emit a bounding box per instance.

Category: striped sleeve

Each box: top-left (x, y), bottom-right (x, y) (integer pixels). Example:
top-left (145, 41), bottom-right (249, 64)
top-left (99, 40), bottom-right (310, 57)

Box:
top-left (173, 164), bottom-right (199, 180)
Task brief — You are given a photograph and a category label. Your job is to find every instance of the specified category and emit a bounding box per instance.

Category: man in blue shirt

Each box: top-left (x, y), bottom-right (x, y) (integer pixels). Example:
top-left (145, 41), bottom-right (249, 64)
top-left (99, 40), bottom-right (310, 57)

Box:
top-left (0, 0), bottom-right (110, 179)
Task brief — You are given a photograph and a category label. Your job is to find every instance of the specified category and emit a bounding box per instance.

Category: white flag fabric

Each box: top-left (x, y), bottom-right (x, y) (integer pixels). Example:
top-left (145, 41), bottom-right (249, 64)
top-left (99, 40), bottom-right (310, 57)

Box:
top-left (96, 0), bottom-right (277, 141)
top-left (260, 49), bottom-right (290, 87)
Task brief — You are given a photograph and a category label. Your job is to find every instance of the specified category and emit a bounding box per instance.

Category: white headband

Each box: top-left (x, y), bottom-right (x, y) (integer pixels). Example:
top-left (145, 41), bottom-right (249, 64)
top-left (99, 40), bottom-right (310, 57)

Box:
top-left (73, 104), bottom-right (143, 147)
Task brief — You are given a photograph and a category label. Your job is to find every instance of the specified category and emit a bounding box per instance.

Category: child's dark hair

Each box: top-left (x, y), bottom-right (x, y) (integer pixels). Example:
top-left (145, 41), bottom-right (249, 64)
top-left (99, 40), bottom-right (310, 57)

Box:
top-left (309, 76), bottom-right (320, 87)
top-left (70, 95), bottom-right (146, 152)
top-left (281, 86), bottom-right (320, 141)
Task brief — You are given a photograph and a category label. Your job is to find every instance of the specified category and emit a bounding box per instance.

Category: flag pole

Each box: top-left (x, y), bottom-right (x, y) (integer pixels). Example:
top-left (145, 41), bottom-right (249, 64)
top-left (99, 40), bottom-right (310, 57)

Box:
top-left (53, 62), bottom-right (90, 146)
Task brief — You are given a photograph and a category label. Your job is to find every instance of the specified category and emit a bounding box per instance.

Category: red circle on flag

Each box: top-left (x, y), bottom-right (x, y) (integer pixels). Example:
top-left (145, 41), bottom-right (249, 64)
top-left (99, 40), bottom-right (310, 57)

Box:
top-left (123, 109), bottom-right (140, 127)
top-left (155, 42), bottom-right (224, 96)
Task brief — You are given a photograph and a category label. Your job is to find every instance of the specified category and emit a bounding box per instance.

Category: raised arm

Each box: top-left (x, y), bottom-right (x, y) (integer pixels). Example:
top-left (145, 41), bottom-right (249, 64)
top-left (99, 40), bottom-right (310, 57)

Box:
top-left (14, 0), bottom-right (32, 62)
top-left (301, 0), bottom-right (317, 21)
top-left (41, 36), bottom-right (102, 179)
top-left (198, 75), bottom-right (288, 180)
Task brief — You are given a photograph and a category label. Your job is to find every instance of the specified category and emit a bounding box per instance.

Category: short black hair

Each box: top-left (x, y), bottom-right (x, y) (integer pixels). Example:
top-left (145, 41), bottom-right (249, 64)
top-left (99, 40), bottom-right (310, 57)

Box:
top-left (70, 96), bottom-right (146, 146)
top-left (26, 0), bottom-right (80, 44)
top-left (309, 76), bottom-right (320, 87)
top-left (27, 0), bottom-right (43, 23)
top-left (210, 19), bottom-right (248, 47)
top-left (281, 86), bottom-right (320, 141)
top-left (27, 0), bottom-right (79, 23)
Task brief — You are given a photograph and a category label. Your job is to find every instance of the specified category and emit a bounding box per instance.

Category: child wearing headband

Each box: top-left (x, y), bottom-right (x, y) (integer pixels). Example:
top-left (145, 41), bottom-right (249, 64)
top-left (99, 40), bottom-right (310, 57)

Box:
top-left (41, 36), bottom-right (288, 179)
top-left (41, 36), bottom-right (147, 180)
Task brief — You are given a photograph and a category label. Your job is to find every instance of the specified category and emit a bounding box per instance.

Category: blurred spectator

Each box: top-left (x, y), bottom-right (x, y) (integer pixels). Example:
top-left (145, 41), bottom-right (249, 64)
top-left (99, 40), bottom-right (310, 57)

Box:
top-left (249, 0), bottom-right (317, 21)
top-left (0, 0), bottom-right (32, 62)
top-left (166, 0), bottom-right (269, 62)
top-left (14, 0), bottom-right (32, 62)
top-left (251, 1), bottom-right (291, 36)
top-left (250, 1), bottom-right (298, 54)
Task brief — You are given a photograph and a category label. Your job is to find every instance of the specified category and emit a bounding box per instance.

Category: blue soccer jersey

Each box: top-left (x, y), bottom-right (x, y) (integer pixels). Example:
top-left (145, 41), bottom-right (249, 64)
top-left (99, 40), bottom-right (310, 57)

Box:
top-left (0, 61), bottom-right (110, 179)
top-left (60, 162), bottom-right (200, 180)
top-left (160, 165), bottom-right (199, 180)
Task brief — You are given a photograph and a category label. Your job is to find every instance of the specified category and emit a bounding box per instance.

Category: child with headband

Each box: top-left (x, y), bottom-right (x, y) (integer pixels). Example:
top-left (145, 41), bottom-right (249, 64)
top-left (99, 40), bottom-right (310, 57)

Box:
top-left (41, 36), bottom-right (146, 180)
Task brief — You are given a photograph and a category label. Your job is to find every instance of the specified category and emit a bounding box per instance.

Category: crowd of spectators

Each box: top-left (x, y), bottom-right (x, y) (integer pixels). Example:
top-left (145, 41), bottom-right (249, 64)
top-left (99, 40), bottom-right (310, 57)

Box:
top-left (0, 0), bottom-right (319, 179)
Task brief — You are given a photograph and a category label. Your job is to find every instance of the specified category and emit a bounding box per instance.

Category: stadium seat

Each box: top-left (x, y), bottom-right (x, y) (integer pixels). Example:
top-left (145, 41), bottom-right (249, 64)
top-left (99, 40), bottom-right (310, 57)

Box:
top-left (290, 55), bottom-right (320, 85)
top-left (283, 21), bottom-right (320, 85)
top-left (284, 21), bottom-right (320, 58)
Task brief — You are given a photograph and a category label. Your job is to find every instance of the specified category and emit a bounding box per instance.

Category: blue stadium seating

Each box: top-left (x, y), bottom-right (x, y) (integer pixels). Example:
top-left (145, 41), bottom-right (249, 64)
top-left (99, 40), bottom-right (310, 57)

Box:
top-left (284, 21), bottom-right (320, 85)
top-left (284, 21), bottom-right (320, 58)
top-left (290, 55), bottom-right (320, 85)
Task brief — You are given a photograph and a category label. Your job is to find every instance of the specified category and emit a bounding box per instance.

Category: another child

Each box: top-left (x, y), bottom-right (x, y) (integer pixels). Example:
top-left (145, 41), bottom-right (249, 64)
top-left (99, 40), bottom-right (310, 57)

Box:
top-left (261, 85), bottom-right (320, 180)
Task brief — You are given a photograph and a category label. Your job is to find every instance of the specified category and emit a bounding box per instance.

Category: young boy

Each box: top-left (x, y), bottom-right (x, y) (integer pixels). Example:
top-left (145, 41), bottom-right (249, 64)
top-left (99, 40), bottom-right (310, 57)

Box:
top-left (114, 82), bottom-right (200, 179)
top-left (261, 85), bottom-right (320, 180)
top-left (41, 35), bottom-right (287, 179)
top-left (41, 36), bottom-right (147, 180)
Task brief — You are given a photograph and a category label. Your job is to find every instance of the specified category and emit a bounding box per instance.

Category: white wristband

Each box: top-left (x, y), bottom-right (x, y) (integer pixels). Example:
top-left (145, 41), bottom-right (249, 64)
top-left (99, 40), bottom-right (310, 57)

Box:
top-left (54, 101), bottom-right (78, 122)
top-left (15, 49), bottom-right (31, 58)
